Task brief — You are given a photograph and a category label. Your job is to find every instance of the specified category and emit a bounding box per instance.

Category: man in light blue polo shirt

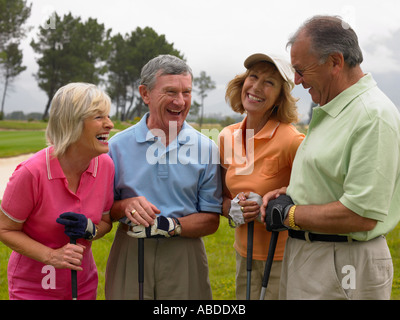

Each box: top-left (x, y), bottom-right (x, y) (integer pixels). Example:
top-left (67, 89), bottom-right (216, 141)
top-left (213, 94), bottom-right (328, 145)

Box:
top-left (105, 55), bottom-right (222, 300)
top-left (262, 16), bottom-right (400, 299)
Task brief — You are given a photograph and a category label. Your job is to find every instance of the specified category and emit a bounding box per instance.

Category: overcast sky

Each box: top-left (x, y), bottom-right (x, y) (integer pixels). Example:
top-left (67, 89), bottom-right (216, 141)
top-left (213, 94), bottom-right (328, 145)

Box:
top-left (2, 0), bottom-right (400, 121)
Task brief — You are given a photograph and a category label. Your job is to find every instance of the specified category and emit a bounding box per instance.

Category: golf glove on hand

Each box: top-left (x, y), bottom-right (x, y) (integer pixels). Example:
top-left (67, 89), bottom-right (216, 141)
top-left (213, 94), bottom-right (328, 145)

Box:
top-left (57, 212), bottom-right (97, 240)
top-left (127, 216), bottom-right (181, 238)
top-left (265, 195), bottom-right (294, 232)
top-left (229, 192), bottom-right (263, 228)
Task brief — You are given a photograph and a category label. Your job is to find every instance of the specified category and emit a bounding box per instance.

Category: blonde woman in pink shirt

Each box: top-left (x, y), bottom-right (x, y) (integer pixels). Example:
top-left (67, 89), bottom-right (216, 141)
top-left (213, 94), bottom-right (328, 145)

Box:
top-left (0, 83), bottom-right (115, 300)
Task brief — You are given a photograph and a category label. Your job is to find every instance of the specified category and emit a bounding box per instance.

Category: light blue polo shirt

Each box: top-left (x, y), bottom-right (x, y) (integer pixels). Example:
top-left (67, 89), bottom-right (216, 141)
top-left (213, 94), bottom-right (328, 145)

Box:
top-left (108, 113), bottom-right (222, 220)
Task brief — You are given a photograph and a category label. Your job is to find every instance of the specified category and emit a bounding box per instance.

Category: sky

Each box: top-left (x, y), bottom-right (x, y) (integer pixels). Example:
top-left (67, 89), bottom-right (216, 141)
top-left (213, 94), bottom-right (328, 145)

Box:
top-left (2, 0), bottom-right (400, 122)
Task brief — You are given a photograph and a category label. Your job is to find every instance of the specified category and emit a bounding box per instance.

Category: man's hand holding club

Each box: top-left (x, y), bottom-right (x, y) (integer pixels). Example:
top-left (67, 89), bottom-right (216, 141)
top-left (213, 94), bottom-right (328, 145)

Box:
top-left (124, 196), bottom-right (181, 238)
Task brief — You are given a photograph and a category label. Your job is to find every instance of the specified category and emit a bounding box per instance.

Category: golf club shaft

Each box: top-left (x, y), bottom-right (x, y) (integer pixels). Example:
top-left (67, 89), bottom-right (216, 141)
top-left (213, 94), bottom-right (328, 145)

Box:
top-left (246, 221), bottom-right (254, 300)
top-left (70, 238), bottom-right (78, 300)
top-left (138, 238), bottom-right (144, 300)
top-left (260, 231), bottom-right (279, 300)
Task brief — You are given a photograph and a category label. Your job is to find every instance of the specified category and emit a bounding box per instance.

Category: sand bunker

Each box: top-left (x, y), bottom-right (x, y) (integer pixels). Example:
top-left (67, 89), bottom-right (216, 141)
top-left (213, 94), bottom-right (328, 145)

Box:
top-left (0, 154), bottom-right (33, 200)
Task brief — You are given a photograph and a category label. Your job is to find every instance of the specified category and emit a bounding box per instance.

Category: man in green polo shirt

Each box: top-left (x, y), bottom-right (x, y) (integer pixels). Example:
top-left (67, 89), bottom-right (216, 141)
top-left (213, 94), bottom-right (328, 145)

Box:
top-left (262, 15), bottom-right (400, 299)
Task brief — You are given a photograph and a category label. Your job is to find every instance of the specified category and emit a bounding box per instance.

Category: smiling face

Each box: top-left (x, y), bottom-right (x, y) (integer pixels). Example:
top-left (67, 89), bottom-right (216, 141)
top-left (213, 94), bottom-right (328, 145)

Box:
top-left (74, 109), bottom-right (114, 158)
top-left (290, 33), bottom-right (335, 106)
top-left (241, 62), bottom-right (283, 118)
top-left (139, 72), bottom-right (192, 137)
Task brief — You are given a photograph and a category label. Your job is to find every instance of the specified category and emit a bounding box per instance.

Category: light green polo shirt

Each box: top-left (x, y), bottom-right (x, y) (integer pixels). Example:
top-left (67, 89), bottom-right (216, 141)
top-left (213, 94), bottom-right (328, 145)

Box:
top-left (287, 73), bottom-right (400, 241)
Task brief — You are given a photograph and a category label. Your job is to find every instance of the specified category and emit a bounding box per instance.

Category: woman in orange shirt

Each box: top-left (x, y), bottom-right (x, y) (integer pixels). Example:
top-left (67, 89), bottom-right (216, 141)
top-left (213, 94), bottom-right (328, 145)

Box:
top-left (219, 53), bottom-right (304, 299)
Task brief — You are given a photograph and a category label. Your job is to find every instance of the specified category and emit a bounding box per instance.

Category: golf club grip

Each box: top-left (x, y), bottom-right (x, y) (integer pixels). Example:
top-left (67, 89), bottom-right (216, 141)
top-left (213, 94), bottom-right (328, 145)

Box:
top-left (70, 238), bottom-right (78, 300)
top-left (138, 238), bottom-right (144, 300)
top-left (261, 231), bottom-right (279, 287)
top-left (246, 221), bottom-right (254, 271)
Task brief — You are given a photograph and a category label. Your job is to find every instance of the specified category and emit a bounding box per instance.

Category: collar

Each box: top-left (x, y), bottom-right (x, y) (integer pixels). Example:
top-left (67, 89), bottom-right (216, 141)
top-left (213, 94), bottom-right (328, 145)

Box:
top-left (233, 116), bottom-right (281, 140)
top-left (135, 112), bottom-right (194, 145)
top-left (45, 147), bottom-right (99, 180)
top-left (320, 73), bottom-right (376, 118)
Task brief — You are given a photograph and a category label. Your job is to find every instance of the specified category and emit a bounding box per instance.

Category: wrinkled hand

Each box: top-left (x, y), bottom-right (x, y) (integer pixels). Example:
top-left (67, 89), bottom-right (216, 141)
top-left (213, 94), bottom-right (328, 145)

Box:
top-left (127, 216), bottom-right (181, 238)
top-left (228, 192), bottom-right (262, 227)
top-left (56, 212), bottom-right (96, 240)
top-left (124, 196), bottom-right (160, 227)
top-left (47, 242), bottom-right (86, 271)
top-left (237, 192), bottom-right (261, 223)
top-left (265, 194), bottom-right (294, 231)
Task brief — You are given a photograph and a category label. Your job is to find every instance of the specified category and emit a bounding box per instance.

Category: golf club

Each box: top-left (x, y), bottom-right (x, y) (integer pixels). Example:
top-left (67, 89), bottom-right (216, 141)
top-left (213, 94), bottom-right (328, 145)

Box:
top-left (259, 231), bottom-right (279, 300)
top-left (246, 221), bottom-right (254, 300)
top-left (70, 238), bottom-right (78, 300)
top-left (138, 238), bottom-right (144, 300)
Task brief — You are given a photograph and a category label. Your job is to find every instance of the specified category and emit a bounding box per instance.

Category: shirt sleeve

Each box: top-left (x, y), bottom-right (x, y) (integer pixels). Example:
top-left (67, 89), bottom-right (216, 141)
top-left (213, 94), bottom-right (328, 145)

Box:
top-left (340, 118), bottom-right (398, 222)
top-left (197, 142), bottom-right (223, 214)
top-left (218, 127), bottom-right (230, 170)
top-left (287, 130), bottom-right (305, 167)
top-left (1, 164), bottom-right (36, 223)
top-left (107, 144), bottom-right (121, 201)
top-left (102, 155), bottom-right (115, 214)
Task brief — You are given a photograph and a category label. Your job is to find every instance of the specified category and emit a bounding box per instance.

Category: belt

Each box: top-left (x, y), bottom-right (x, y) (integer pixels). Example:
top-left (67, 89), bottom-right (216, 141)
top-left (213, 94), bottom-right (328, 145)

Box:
top-left (289, 229), bottom-right (356, 243)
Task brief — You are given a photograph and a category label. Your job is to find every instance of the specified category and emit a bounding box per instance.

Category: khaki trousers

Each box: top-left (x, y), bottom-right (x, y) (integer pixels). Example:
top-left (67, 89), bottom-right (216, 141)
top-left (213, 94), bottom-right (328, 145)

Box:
top-left (279, 235), bottom-right (393, 300)
top-left (105, 224), bottom-right (212, 300)
top-left (235, 252), bottom-right (282, 300)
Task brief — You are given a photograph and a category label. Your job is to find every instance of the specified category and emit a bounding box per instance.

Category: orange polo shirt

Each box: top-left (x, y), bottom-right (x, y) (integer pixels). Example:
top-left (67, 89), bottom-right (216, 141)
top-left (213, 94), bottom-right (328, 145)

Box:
top-left (219, 117), bottom-right (304, 260)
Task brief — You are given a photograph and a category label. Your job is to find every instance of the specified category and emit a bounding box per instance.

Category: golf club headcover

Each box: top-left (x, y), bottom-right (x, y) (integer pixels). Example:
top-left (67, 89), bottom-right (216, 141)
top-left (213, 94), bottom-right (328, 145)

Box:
top-left (57, 212), bottom-right (96, 240)
top-left (127, 216), bottom-right (181, 238)
top-left (265, 195), bottom-right (294, 232)
top-left (228, 192), bottom-right (263, 228)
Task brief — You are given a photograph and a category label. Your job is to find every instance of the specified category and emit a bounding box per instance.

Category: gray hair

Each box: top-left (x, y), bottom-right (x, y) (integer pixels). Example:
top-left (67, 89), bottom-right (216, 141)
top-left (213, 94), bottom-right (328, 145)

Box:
top-left (140, 54), bottom-right (193, 90)
top-left (46, 82), bottom-right (111, 157)
top-left (287, 15), bottom-right (363, 67)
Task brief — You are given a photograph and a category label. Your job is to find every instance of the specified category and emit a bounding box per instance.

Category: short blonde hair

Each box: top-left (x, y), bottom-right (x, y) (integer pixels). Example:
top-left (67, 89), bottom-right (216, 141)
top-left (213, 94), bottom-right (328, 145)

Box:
top-left (225, 64), bottom-right (300, 123)
top-left (46, 83), bottom-right (111, 157)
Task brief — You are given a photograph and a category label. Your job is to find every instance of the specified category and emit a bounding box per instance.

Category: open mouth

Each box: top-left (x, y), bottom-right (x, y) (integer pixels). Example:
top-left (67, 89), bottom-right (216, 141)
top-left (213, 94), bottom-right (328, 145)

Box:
top-left (167, 109), bottom-right (182, 116)
top-left (247, 93), bottom-right (264, 102)
top-left (96, 133), bottom-right (109, 143)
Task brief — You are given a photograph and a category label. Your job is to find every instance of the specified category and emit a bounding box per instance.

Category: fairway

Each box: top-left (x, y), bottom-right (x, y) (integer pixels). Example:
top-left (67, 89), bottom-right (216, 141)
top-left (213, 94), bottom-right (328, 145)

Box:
top-left (0, 131), bottom-right (47, 157)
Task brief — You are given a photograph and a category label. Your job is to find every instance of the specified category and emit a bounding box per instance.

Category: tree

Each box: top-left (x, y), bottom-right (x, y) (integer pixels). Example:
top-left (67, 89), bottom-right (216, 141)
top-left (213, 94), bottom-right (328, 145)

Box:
top-left (0, 42), bottom-right (26, 118)
top-left (0, 0), bottom-right (31, 119)
top-left (0, 0), bottom-right (31, 49)
top-left (189, 100), bottom-right (201, 119)
top-left (31, 12), bottom-right (111, 119)
top-left (193, 71), bottom-right (216, 128)
top-left (107, 27), bottom-right (183, 121)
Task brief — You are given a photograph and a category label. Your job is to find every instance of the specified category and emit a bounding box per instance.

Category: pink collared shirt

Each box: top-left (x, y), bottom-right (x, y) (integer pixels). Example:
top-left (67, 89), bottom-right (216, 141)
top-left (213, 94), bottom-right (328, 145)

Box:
top-left (1, 147), bottom-right (114, 300)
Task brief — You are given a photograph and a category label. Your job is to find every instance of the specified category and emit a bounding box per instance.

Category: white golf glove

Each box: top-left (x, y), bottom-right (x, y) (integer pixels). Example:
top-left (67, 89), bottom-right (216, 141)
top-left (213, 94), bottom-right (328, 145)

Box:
top-left (229, 192), bottom-right (263, 228)
top-left (127, 216), bottom-right (182, 238)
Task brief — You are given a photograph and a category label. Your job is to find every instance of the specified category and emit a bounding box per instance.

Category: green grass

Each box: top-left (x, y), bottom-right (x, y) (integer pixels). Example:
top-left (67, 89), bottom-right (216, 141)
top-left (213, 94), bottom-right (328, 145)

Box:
top-left (0, 131), bottom-right (47, 157)
top-left (0, 121), bottom-right (48, 131)
top-left (0, 120), bottom-right (136, 157)
top-left (387, 225), bottom-right (400, 299)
